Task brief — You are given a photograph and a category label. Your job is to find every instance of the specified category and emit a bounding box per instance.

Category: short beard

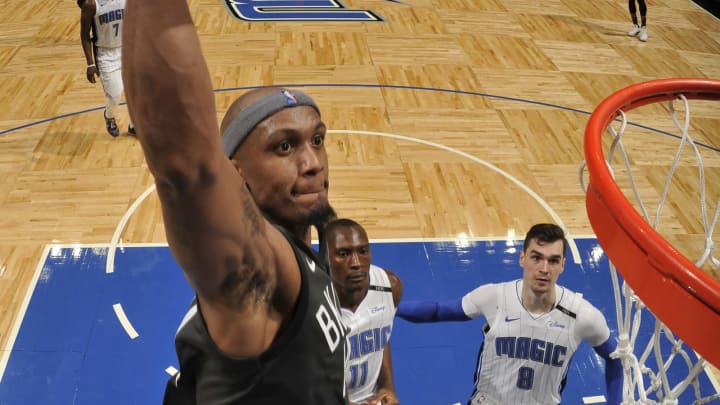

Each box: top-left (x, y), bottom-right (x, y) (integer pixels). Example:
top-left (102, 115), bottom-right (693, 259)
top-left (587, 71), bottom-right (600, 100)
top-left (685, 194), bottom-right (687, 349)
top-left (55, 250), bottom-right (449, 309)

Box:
top-left (246, 181), bottom-right (335, 245)
top-left (314, 204), bottom-right (337, 266)
top-left (279, 202), bottom-right (336, 246)
top-left (310, 203), bottom-right (337, 234)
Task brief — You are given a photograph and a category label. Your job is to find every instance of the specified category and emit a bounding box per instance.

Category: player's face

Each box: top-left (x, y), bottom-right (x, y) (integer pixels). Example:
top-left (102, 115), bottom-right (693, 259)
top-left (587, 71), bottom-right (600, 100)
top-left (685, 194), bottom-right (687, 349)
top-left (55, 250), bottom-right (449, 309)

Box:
top-left (236, 106), bottom-right (330, 229)
top-left (327, 226), bottom-right (371, 291)
top-left (519, 238), bottom-right (565, 295)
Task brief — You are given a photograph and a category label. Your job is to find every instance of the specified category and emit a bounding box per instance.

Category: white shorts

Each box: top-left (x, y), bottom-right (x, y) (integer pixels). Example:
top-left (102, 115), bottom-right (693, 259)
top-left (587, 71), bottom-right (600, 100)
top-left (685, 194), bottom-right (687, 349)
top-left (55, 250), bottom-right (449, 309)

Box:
top-left (95, 46), bottom-right (123, 100)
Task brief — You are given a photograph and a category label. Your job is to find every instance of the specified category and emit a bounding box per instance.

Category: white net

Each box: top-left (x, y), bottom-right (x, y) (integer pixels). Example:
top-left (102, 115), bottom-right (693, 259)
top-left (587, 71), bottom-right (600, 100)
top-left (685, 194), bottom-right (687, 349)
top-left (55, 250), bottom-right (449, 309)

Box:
top-left (580, 94), bottom-right (720, 405)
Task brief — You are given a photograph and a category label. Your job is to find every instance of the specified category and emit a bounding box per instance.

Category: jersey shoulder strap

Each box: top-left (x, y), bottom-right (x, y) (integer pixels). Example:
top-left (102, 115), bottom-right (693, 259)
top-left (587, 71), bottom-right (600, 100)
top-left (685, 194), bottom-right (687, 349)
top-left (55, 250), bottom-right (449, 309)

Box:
top-left (273, 225), bottom-right (328, 273)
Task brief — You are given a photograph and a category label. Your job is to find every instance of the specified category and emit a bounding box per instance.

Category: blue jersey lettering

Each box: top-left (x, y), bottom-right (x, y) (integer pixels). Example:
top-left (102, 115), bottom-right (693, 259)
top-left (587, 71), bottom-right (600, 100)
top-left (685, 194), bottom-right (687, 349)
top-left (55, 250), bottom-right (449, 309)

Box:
top-left (98, 9), bottom-right (124, 24)
top-left (495, 337), bottom-right (567, 367)
top-left (347, 325), bottom-right (391, 360)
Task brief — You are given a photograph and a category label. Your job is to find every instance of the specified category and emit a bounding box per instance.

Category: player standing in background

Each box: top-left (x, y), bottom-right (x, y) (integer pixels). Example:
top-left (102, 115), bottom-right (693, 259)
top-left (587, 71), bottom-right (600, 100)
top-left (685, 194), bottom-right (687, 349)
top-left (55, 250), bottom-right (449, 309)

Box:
top-left (79, 0), bottom-right (134, 137)
top-left (627, 0), bottom-right (649, 42)
top-left (325, 219), bottom-right (403, 405)
top-left (396, 223), bottom-right (622, 405)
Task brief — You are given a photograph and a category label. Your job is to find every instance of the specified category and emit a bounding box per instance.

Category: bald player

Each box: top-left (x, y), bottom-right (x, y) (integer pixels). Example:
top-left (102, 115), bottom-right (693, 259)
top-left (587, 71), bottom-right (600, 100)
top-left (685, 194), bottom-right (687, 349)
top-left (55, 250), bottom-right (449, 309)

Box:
top-left (324, 219), bottom-right (403, 405)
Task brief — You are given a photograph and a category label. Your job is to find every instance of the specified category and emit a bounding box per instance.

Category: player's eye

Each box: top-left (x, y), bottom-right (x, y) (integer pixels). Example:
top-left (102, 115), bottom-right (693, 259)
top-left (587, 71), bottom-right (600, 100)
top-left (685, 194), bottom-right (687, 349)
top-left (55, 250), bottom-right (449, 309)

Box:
top-left (277, 141), bottom-right (292, 152)
top-left (312, 134), bottom-right (324, 146)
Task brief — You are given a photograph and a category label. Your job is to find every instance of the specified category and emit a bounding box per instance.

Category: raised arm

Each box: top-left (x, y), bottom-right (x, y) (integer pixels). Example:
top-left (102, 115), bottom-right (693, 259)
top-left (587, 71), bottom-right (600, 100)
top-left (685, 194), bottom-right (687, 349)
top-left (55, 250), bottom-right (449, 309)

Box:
top-left (122, 0), bottom-right (296, 356)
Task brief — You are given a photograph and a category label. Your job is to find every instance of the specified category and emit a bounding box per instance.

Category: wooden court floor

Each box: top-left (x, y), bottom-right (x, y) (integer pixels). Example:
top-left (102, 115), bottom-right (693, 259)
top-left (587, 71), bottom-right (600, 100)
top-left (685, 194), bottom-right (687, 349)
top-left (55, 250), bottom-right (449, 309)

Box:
top-left (1, 0), bottom-right (719, 394)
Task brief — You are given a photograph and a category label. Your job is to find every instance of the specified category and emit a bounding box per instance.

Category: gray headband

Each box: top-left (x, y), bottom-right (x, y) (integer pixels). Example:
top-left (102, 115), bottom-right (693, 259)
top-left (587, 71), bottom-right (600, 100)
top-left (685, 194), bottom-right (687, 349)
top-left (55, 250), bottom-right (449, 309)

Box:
top-left (222, 89), bottom-right (320, 157)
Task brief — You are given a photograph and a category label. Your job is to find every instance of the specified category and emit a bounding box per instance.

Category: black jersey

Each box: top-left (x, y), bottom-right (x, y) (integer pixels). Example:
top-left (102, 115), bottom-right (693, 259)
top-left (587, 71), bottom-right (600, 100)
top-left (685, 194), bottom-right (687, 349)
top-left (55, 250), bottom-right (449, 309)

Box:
top-left (163, 227), bottom-right (348, 405)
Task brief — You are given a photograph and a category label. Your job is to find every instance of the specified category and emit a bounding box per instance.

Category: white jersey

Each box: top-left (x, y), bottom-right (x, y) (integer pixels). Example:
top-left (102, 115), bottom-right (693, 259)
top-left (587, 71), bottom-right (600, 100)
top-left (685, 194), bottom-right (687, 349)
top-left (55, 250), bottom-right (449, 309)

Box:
top-left (462, 280), bottom-right (610, 405)
top-left (93, 0), bottom-right (125, 48)
top-left (341, 265), bottom-right (396, 403)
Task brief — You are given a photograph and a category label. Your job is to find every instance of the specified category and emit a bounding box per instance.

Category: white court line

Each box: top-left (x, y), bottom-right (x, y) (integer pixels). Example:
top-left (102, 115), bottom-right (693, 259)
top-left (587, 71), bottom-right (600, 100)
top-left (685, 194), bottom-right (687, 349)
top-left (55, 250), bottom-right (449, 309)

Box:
top-left (329, 130), bottom-right (583, 265)
top-left (583, 395), bottom-right (607, 404)
top-left (105, 181), bottom-right (156, 340)
top-left (367, 234), bottom-right (599, 244)
top-left (106, 183), bottom-right (157, 274)
top-left (0, 245), bottom-right (52, 384)
top-left (48, 242), bottom-right (169, 248)
top-left (48, 235), bottom-right (601, 247)
top-left (105, 130), bottom-right (584, 270)
top-left (50, 234), bottom-right (603, 246)
top-left (112, 303), bottom-right (139, 339)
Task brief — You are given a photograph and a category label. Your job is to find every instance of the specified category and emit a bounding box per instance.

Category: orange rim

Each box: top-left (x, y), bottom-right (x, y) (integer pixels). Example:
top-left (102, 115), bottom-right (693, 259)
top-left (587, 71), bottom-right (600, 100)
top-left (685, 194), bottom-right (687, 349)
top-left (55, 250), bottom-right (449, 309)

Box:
top-left (584, 78), bottom-right (720, 367)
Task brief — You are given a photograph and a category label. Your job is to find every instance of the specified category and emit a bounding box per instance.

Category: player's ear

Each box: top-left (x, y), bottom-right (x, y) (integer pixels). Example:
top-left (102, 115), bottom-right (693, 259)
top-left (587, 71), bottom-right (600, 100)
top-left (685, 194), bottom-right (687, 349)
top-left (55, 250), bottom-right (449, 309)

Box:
top-left (230, 157), bottom-right (243, 174)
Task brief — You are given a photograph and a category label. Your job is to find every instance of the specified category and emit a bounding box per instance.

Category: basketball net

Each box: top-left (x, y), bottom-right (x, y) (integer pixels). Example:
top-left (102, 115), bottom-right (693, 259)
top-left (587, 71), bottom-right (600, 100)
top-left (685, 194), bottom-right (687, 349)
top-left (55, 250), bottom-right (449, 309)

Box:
top-left (580, 92), bottom-right (720, 404)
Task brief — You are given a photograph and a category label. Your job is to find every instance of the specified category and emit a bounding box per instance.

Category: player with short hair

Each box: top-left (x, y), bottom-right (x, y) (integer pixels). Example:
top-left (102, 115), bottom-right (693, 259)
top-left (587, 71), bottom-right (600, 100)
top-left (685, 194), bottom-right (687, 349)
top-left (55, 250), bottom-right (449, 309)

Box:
top-left (325, 218), bottom-right (403, 405)
top-left (79, 0), bottom-right (134, 137)
top-left (396, 223), bottom-right (622, 405)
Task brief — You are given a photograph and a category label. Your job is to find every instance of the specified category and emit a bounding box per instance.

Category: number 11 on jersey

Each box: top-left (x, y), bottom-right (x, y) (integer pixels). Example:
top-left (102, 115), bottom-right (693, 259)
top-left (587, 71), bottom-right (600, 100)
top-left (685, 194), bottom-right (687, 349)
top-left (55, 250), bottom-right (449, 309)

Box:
top-left (349, 361), bottom-right (369, 388)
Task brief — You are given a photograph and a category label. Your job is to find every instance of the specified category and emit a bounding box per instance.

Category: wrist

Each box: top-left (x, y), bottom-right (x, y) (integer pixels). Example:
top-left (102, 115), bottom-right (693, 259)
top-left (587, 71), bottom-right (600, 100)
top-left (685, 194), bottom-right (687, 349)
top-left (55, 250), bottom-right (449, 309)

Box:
top-left (87, 64), bottom-right (95, 68)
